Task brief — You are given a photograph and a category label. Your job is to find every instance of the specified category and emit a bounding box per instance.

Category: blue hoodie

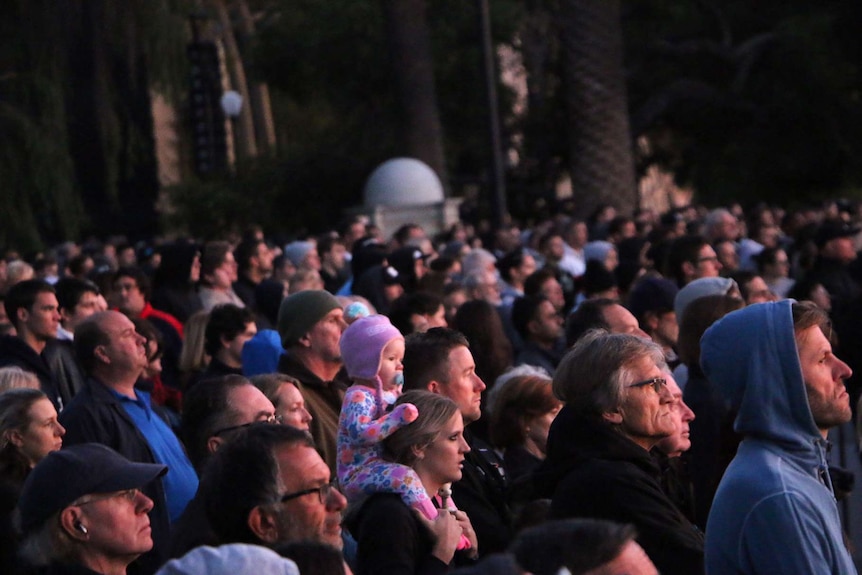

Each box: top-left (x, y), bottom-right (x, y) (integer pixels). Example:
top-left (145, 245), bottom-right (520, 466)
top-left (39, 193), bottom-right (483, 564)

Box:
top-left (700, 301), bottom-right (855, 574)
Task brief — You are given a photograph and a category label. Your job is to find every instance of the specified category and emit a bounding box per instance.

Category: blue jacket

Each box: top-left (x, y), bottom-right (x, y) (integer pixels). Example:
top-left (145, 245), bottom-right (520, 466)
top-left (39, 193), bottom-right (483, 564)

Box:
top-left (700, 301), bottom-right (856, 574)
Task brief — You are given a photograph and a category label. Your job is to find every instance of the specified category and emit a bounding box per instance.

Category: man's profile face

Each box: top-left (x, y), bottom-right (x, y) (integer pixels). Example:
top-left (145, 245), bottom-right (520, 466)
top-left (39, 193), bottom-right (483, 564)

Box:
top-left (114, 277), bottom-right (147, 316)
top-left (254, 243), bottom-right (274, 274)
top-left (797, 324), bottom-right (853, 436)
top-left (272, 444), bottom-right (346, 549)
top-left (63, 291), bottom-right (100, 333)
top-left (100, 313), bottom-right (148, 373)
top-left (435, 345), bottom-right (485, 424)
top-left (305, 308), bottom-right (347, 364)
top-left (615, 356), bottom-right (676, 452)
top-left (226, 322), bottom-right (258, 364)
top-left (22, 292), bottom-right (60, 341)
top-left (694, 244), bottom-right (722, 278)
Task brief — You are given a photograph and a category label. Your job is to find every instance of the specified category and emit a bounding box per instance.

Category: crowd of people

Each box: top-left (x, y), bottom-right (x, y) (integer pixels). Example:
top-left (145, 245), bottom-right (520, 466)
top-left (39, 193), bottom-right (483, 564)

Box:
top-left (0, 199), bottom-right (860, 575)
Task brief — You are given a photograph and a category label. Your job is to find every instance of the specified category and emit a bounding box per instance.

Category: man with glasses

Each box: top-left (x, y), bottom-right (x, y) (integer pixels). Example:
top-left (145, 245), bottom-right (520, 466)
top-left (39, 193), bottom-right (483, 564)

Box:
top-left (16, 443), bottom-right (167, 575)
top-left (199, 424), bottom-right (347, 553)
top-left (59, 311), bottom-right (198, 575)
top-left (533, 330), bottom-right (704, 575)
top-left (170, 375), bottom-right (280, 558)
top-left (666, 235), bottom-right (722, 288)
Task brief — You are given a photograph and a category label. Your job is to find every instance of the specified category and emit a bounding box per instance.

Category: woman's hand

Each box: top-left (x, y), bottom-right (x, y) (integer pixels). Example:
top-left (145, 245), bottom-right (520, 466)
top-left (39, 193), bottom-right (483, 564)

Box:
top-left (416, 509), bottom-right (462, 564)
top-left (452, 509), bottom-right (479, 559)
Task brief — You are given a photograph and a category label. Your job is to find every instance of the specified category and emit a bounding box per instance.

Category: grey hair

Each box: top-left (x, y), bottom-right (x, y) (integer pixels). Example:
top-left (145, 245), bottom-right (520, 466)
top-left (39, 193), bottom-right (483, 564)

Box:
top-left (461, 249), bottom-right (497, 277)
top-left (487, 364), bottom-right (551, 415)
top-left (18, 511), bottom-right (76, 567)
top-left (553, 330), bottom-right (666, 420)
top-left (0, 367), bottom-right (40, 393)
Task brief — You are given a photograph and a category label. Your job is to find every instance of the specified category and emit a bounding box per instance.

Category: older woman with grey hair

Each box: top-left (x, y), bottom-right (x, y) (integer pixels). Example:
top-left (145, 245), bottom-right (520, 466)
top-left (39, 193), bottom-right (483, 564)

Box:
top-left (533, 330), bottom-right (704, 575)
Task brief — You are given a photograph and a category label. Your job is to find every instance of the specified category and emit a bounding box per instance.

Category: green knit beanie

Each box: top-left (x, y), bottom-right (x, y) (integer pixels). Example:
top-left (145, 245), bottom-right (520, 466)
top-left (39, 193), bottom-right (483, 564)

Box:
top-left (277, 290), bottom-right (341, 348)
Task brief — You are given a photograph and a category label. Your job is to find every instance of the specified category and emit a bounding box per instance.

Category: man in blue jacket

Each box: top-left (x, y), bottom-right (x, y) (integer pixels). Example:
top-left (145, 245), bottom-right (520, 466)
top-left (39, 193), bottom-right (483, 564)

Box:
top-left (700, 300), bottom-right (856, 574)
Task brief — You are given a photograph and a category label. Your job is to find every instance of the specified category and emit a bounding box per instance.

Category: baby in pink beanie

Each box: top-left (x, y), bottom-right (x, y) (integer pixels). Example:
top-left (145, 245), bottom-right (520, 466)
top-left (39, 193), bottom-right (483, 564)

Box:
top-left (336, 315), bottom-right (470, 549)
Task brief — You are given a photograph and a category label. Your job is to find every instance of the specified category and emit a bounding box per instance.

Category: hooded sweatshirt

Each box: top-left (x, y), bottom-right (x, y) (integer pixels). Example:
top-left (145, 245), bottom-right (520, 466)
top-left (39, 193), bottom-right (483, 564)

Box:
top-left (700, 300), bottom-right (856, 575)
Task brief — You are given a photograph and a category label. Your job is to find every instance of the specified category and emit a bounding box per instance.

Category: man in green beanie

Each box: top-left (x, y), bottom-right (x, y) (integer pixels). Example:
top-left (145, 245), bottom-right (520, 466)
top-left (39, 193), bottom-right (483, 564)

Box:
top-left (276, 290), bottom-right (349, 473)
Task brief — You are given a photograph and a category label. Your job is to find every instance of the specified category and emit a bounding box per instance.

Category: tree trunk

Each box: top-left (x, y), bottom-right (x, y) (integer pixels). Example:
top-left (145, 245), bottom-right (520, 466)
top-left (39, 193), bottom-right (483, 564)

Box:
top-left (211, 0), bottom-right (258, 159)
top-left (559, 0), bottom-right (637, 217)
top-left (381, 0), bottom-right (448, 188)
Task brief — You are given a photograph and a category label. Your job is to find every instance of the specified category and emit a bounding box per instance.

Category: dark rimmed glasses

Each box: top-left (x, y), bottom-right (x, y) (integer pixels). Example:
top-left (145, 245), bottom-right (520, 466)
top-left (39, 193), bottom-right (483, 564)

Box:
top-left (213, 414), bottom-right (282, 437)
top-left (278, 481), bottom-right (337, 504)
top-left (627, 377), bottom-right (667, 394)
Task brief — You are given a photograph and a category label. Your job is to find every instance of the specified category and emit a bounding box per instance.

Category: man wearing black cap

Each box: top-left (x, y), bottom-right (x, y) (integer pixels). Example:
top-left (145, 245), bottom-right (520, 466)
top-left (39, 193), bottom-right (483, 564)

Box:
top-left (16, 443), bottom-right (166, 575)
top-left (276, 290), bottom-right (349, 474)
top-left (809, 219), bottom-right (861, 313)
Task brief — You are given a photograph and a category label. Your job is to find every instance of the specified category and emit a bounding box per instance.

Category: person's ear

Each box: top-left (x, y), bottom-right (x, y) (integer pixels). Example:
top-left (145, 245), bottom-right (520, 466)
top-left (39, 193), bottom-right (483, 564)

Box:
top-left (527, 317), bottom-right (540, 336)
top-left (411, 443), bottom-right (427, 462)
top-left (681, 261), bottom-right (695, 278)
top-left (644, 312), bottom-right (659, 332)
top-left (297, 332), bottom-right (312, 348)
top-left (220, 335), bottom-right (232, 351)
top-left (248, 505), bottom-right (279, 543)
top-left (602, 409), bottom-right (623, 425)
top-left (16, 307), bottom-right (29, 325)
top-left (427, 380), bottom-right (442, 394)
top-left (59, 507), bottom-right (87, 541)
top-left (94, 344), bottom-right (111, 365)
top-left (206, 436), bottom-right (224, 454)
top-left (6, 429), bottom-right (24, 449)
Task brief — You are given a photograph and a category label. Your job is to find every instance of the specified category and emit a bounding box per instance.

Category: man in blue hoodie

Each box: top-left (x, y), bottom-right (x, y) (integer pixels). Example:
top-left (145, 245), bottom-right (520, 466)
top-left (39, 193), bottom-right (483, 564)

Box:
top-left (700, 300), bottom-right (856, 574)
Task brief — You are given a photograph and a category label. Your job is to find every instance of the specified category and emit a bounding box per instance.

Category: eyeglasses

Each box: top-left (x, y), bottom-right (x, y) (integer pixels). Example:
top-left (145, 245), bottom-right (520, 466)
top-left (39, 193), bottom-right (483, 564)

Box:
top-left (627, 377), bottom-right (667, 394)
top-left (278, 481), bottom-right (337, 505)
top-left (213, 414), bottom-right (282, 437)
top-left (76, 488), bottom-right (140, 506)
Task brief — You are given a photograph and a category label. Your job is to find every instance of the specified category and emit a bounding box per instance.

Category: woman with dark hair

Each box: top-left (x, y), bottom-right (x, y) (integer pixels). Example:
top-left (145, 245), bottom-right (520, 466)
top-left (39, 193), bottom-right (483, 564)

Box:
top-left (347, 390), bottom-right (478, 574)
top-left (0, 389), bottom-right (65, 574)
top-left (451, 300), bottom-right (513, 392)
top-left (151, 242), bottom-right (203, 323)
top-left (488, 368), bottom-right (561, 483)
top-left (679, 294), bottom-right (745, 529)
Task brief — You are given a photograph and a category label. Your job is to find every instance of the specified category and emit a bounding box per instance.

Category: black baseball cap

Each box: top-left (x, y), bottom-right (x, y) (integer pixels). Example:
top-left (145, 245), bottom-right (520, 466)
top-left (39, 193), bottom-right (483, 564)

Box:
top-left (17, 443), bottom-right (167, 534)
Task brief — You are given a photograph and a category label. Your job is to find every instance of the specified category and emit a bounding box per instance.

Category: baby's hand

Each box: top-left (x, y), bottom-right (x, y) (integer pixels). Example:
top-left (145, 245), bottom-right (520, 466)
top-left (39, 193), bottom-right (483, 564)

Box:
top-left (394, 403), bottom-right (419, 424)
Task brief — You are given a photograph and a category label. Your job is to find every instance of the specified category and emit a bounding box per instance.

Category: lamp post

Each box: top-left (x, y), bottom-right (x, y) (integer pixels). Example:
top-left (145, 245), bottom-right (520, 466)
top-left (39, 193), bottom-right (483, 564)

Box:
top-left (220, 90), bottom-right (243, 169)
top-left (477, 0), bottom-right (507, 229)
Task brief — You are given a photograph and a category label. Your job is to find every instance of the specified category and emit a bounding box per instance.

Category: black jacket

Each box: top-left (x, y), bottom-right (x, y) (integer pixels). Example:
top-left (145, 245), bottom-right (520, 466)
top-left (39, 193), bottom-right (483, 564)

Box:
top-left (43, 339), bottom-right (87, 406)
top-left (346, 493), bottom-right (450, 575)
top-left (451, 430), bottom-right (512, 556)
top-left (277, 353), bottom-right (349, 474)
top-left (0, 335), bottom-right (62, 409)
top-left (59, 378), bottom-right (171, 575)
top-left (534, 406), bottom-right (704, 575)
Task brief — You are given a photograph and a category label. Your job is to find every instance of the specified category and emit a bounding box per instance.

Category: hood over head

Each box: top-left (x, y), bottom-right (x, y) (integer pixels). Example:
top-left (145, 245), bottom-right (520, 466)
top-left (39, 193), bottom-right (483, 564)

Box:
top-left (700, 300), bottom-right (820, 450)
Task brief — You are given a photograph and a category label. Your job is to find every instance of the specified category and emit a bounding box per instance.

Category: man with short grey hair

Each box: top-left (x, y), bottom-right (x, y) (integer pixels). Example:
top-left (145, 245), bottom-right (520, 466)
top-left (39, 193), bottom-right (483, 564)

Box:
top-left (535, 330), bottom-right (704, 575)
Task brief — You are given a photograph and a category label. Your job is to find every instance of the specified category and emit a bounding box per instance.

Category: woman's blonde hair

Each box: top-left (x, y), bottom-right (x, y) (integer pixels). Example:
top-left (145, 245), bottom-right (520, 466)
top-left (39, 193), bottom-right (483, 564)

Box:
top-left (382, 390), bottom-right (459, 467)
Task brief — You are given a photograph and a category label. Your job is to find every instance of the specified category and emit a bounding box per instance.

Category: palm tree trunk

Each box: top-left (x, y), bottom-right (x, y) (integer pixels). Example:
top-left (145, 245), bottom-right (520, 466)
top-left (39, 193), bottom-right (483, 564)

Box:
top-left (560, 0), bottom-right (636, 217)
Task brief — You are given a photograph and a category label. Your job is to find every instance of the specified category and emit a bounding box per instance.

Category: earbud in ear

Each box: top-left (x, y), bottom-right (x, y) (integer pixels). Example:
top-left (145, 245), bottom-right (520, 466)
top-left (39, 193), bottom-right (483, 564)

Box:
top-left (75, 522), bottom-right (88, 534)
